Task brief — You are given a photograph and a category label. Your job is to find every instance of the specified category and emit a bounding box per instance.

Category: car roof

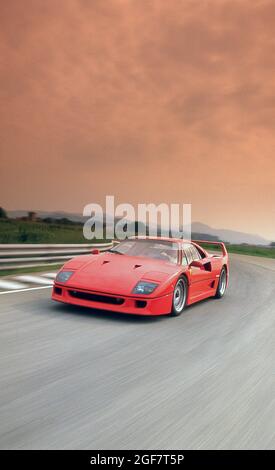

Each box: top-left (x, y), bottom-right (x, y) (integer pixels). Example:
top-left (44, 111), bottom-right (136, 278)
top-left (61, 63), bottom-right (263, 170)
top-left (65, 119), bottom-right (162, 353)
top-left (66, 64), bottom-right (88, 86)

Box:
top-left (130, 236), bottom-right (192, 244)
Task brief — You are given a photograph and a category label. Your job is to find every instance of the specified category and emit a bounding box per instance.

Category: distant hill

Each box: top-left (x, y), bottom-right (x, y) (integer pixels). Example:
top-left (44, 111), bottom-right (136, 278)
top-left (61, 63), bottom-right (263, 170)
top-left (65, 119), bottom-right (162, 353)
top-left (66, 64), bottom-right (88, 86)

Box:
top-left (191, 222), bottom-right (269, 245)
top-left (7, 211), bottom-right (270, 245)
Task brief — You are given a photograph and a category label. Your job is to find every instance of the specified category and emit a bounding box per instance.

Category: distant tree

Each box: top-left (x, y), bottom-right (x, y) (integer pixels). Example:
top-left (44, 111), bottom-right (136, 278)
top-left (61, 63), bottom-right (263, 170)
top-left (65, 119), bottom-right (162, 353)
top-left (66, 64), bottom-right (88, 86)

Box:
top-left (270, 242), bottom-right (275, 247)
top-left (27, 211), bottom-right (37, 221)
top-left (58, 217), bottom-right (76, 225)
top-left (0, 207), bottom-right (8, 219)
top-left (42, 217), bottom-right (55, 224)
top-left (42, 216), bottom-right (78, 226)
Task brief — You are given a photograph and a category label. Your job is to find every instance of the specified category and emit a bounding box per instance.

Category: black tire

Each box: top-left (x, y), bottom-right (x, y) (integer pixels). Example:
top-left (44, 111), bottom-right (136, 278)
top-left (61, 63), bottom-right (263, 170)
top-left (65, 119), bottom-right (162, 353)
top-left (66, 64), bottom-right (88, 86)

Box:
top-left (215, 267), bottom-right (227, 299)
top-left (171, 277), bottom-right (188, 316)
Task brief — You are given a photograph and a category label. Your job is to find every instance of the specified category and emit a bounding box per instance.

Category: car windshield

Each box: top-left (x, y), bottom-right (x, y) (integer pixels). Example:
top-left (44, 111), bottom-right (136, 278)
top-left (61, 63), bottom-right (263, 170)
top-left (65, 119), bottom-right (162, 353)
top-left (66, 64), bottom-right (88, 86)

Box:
top-left (109, 239), bottom-right (178, 264)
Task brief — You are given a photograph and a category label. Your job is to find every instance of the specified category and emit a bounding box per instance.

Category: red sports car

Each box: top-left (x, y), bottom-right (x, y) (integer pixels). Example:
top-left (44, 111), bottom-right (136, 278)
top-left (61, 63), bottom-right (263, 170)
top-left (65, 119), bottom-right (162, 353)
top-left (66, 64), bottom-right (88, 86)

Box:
top-left (52, 237), bottom-right (229, 316)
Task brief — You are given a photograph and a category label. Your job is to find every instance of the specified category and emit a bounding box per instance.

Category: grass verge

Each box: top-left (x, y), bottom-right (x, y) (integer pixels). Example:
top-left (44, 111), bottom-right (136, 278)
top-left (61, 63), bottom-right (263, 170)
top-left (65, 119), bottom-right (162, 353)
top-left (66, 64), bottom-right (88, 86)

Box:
top-left (0, 218), bottom-right (109, 244)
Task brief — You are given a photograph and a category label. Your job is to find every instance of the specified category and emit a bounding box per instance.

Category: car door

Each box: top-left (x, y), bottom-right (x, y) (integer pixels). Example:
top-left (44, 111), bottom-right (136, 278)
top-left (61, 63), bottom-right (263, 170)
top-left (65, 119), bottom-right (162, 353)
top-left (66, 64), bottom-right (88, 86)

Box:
top-left (183, 244), bottom-right (214, 300)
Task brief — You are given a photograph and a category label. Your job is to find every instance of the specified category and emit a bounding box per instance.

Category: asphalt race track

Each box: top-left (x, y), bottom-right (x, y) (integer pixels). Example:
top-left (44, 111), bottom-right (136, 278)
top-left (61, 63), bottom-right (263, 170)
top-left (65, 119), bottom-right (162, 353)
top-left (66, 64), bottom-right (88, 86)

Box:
top-left (0, 254), bottom-right (274, 450)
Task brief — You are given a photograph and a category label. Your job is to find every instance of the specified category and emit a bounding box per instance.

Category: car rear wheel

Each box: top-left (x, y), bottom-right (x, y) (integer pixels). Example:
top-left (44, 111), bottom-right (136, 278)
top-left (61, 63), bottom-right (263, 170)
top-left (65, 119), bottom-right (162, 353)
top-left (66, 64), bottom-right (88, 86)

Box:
top-left (215, 267), bottom-right (227, 298)
top-left (171, 277), bottom-right (187, 316)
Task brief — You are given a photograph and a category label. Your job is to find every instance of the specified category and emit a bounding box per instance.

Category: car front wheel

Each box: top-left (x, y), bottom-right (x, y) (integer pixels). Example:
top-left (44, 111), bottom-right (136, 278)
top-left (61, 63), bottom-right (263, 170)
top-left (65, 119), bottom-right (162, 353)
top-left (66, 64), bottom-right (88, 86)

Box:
top-left (171, 277), bottom-right (188, 316)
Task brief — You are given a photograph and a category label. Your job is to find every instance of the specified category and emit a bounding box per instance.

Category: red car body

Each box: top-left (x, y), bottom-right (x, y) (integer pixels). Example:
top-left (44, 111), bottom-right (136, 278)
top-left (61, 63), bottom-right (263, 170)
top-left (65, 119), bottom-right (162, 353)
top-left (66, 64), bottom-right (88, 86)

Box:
top-left (52, 237), bottom-right (229, 316)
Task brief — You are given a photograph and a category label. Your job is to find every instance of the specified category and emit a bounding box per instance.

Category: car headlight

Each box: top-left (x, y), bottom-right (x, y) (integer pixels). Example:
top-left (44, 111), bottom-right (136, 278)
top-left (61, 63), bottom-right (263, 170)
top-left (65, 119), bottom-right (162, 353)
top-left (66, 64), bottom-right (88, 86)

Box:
top-left (133, 281), bottom-right (158, 295)
top-left (56, 271), bottom-right (74, 283)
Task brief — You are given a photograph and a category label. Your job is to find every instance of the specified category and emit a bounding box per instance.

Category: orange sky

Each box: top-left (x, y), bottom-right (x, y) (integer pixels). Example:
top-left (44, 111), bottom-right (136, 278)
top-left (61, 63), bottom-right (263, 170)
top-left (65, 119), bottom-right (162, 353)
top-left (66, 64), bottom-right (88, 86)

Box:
top-left (0, 0), bottom-right (275, 239)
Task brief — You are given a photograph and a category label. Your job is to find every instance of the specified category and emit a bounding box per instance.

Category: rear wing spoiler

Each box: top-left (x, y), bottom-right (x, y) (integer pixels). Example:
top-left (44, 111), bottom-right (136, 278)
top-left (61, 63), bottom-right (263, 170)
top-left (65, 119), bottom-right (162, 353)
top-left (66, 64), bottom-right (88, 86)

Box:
top-left (192, 240), bottom-right (228, 257)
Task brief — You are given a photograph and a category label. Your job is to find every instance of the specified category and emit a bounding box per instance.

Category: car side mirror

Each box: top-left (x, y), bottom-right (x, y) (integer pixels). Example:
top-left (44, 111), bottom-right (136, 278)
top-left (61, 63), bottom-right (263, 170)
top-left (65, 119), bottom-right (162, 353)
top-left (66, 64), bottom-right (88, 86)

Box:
top-left (190, 260), bottom-right (204, 269)
top-left (91, 248), bottom-right (100, 255)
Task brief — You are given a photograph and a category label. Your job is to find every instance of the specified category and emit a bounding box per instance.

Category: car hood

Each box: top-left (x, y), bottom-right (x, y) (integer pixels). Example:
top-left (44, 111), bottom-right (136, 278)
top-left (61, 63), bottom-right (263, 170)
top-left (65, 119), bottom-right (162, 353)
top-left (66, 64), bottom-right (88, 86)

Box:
top-left (63, 252), bottom-right (180, 296)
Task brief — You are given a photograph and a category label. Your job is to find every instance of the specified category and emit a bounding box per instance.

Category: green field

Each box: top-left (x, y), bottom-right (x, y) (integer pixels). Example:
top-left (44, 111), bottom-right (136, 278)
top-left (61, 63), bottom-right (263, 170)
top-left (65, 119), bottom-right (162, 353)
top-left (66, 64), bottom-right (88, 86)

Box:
top-left (226, 244), bottom-right (275, 258)
top-left (0, 218), bottom-right (107, 244)
top-left (200, 243), bottom-right (275, 258)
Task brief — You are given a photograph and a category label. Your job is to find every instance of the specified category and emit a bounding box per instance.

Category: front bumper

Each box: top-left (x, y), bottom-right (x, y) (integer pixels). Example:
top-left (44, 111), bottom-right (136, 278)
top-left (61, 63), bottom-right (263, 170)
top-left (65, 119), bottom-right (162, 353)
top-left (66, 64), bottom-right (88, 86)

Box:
top-left (52, 283), bottom-right (173, 316)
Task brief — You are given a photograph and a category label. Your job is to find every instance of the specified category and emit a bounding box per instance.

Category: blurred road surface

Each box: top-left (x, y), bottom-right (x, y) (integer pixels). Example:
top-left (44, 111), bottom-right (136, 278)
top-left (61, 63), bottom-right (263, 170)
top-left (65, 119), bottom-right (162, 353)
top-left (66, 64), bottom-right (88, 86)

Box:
top-left (0, 255), bottom-right (274, 449)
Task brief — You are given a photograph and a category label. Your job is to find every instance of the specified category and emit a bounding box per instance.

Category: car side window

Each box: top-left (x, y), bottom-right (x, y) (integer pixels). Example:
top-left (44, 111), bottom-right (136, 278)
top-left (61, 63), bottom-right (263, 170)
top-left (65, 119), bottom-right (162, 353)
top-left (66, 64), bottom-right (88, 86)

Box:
top-left (190, 245), bottom-right (201, 261)
top-left (182, 250), bottom-right (188, 266)
top-left (183, 246), bottom-right (193, 264)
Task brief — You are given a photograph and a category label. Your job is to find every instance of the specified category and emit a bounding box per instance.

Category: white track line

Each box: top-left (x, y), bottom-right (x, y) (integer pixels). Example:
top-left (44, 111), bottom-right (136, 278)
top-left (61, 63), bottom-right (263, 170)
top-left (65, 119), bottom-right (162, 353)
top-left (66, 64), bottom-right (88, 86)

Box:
top-left (42, 273), bottom-right (57, 279)
top-left (0, 285), bottom-right (53, 295)
top-left (0, 279), bottom-right (28, 290)
top-left (16, 275), bottom-right (54, 285)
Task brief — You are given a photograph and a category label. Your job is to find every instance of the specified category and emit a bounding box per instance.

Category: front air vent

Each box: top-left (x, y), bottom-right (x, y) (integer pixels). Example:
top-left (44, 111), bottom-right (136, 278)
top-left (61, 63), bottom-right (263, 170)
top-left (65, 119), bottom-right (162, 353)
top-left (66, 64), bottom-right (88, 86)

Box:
top-left (69, 290), bottom-right (124, 305)
top-left (136, 300), bottom-right (147, 308)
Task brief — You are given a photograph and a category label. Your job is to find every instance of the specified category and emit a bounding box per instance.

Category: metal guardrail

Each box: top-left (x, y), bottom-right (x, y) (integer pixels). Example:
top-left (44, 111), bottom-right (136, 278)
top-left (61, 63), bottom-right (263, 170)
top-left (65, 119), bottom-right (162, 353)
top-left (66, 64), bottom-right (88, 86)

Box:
top-left (0, 242), bottom-right (114, 270)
